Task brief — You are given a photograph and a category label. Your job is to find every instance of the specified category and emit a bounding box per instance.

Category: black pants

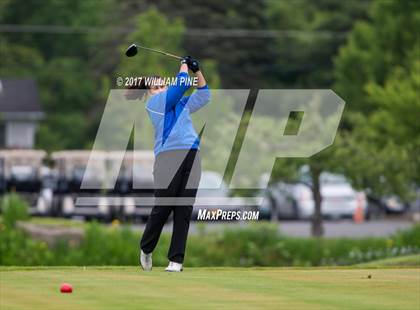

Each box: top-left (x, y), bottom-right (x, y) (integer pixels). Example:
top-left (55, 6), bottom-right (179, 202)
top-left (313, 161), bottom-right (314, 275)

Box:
top-left (140, 149), bottom-right (201, 263)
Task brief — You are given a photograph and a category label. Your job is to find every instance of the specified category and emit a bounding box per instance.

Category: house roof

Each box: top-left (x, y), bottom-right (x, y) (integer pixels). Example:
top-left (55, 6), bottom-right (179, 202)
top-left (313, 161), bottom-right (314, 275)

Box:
top-left (0, 79), bottom-right (43, 113)
top-left (0, 79), bottom-right (44, 121)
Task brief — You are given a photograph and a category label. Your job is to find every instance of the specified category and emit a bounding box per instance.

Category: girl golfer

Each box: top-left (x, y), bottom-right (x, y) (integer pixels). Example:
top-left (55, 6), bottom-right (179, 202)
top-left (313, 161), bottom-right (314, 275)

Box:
top-left (134, 57), bottom-right (209, 272)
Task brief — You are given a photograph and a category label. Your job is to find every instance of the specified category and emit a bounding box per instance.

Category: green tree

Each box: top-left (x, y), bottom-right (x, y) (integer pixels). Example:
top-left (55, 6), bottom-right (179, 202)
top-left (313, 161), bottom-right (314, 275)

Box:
top-left (268, 0), bottom-right (371, 88)
top-left (334, 0), bottom-right (420, 199)
top-left (144, 0), bottom-right (277, 88)
top-left (335, 0), bottom-right (420, 115)
top-left (117, 6), bottom-right (220, 87)
top-left (0, 0), bottom-right (116, 150)
top-left (265, 0), bottom-right (371, 236)
top-left (117, 8), bottom-right (185, 78)
top-left (265, 0), bottom-right (419, 236)
top-left (335, 60), bottom-right (420, 198)
top-left (0, 40), bottom-right (44, 77)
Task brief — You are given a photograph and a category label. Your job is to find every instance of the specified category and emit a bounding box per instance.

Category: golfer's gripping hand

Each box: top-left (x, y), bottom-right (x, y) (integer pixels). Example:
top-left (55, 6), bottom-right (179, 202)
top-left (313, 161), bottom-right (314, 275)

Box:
top-left (182, 56), bottom-right (200, 73)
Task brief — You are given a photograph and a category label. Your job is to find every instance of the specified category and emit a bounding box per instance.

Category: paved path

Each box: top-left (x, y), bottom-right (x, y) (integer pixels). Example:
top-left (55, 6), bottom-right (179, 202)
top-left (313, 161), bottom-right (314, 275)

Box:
top-left (276, 220), bottom-right (413, 238)
top-left (133, 219), bottom-right (415, 238)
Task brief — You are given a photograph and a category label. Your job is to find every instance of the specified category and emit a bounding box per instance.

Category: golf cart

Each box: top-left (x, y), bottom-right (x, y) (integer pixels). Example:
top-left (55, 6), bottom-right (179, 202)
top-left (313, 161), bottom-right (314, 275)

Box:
top-left (0, 149), bottom-right (49, 215)
top-left (52, 151), bottom-right (108, 220)
top-left (108, 150), bottom-right (154, 221)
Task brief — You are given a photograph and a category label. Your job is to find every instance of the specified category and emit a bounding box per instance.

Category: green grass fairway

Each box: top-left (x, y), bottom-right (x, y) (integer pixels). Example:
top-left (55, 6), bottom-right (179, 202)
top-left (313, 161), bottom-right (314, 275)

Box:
top-left (355, 254), bottom-right (420, 267)
top-left (1, 267), bottom-right (419, 310)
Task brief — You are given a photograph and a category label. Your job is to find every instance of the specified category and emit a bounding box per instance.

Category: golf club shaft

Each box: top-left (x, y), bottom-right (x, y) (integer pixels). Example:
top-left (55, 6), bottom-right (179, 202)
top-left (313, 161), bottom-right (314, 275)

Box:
top-left (137, 45), bottom-right (183, 60)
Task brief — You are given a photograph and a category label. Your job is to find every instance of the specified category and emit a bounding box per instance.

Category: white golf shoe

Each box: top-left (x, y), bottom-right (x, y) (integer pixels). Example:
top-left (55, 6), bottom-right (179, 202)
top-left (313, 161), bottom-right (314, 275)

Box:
top-left (140, 250), bottom-right (152, 271)
top-left (165, 261), bottom-right (183, 272)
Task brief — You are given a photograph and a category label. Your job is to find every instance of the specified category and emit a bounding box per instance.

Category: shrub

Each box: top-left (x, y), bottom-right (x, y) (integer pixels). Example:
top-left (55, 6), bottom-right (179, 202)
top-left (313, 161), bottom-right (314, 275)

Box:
top-left (0, 193), bottom-right (29, 228)
top-left (0, 223), bottom-right (53, 265)
top-left (0, 220), bottom-right (419, 266)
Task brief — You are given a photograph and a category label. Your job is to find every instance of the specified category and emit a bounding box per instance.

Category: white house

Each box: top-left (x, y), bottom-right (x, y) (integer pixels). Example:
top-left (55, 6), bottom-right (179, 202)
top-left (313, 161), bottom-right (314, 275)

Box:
top-left (0, 79), bottom-right (44, 149)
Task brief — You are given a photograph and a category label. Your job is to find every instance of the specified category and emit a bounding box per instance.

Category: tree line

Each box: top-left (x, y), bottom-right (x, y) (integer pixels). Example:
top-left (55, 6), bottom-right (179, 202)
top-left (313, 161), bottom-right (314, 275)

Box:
top-left (0, 0), bottom-right (418, 235)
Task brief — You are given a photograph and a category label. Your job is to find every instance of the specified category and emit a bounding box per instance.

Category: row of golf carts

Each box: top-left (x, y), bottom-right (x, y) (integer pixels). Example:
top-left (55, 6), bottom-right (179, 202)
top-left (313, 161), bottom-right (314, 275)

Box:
top-left (0, 150), bottom-right (155, 221)
top-left (3, 150), bottom-right (416, 222)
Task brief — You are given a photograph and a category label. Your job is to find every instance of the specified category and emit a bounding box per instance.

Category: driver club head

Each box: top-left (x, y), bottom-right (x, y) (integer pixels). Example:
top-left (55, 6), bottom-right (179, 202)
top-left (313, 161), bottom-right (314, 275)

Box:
top-left (125, 44), bottom-right (138, 57)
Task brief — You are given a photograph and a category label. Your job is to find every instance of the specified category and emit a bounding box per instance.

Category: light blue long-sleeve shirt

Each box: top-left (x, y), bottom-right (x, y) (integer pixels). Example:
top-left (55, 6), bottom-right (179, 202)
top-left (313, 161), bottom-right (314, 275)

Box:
top-left (145, 72), bottom-right (210, 156)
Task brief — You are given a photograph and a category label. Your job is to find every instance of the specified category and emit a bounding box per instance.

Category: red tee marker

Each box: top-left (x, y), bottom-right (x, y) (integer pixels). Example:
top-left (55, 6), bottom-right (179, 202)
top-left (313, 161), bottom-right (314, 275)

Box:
top-left (60, 283), bottom-right (73, 293)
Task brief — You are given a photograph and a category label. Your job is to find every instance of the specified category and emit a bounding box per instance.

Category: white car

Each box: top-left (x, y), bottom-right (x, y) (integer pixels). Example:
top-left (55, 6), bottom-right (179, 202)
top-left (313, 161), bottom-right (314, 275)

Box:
top-left (192, 171), bottom-right (246, 219)
top-left (263, 173), bottom-right (367, 220)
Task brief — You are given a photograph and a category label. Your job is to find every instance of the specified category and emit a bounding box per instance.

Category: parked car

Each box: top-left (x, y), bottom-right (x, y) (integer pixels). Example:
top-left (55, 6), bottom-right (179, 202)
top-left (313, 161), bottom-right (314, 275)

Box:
top-left (261, 172), bottom-right (367, 220)
top-left (192, 171), bottom-right (246, 220)
top-left (365, 193), bottom-right (410, 220)
top-left (409, 188), bottom-right (420, 222)
top-left (259, 182), bottom-right (299, 220)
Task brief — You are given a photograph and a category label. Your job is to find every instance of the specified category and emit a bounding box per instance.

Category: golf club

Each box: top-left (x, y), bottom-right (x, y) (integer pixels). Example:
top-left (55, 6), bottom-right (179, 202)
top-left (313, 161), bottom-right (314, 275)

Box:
top-left (125, 43), bottom-right (183, 60)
